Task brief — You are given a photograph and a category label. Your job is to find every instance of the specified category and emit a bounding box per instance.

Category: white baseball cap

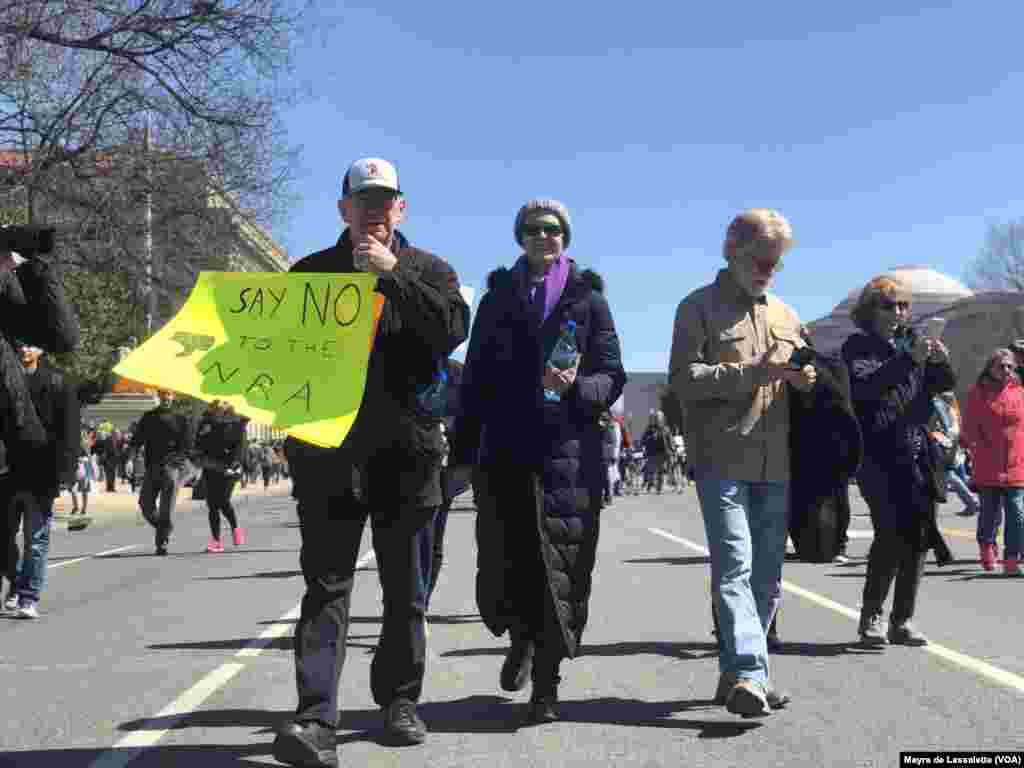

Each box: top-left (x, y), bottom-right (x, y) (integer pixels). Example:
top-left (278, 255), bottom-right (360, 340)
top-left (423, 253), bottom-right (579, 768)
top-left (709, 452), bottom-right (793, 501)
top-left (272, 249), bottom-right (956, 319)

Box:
top-left (343, 157), bottom-right (400, 196)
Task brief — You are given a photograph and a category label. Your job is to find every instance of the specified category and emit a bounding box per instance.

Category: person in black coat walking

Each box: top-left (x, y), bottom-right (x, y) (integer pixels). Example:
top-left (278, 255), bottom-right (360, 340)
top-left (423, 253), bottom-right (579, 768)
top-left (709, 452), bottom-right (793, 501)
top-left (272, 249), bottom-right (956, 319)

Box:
top-left (195, 400), bottom-right (247, 552)
top-left (130, 389), bottom-right (198, 556)
top-left (272, 157), bottom-right (469, 768)
top-left (842, 275), bottom-right (955, 648)
top-left (452, 198), bottom-right (626, 724)
top-left (1, 344), bottom-right (79, 618)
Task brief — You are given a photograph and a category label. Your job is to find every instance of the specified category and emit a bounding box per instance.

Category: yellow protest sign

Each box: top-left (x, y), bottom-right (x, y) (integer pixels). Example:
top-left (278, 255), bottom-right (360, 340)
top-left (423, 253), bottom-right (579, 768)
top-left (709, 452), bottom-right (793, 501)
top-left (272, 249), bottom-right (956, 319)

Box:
top-left (113, 272), bottom-right (382, 448)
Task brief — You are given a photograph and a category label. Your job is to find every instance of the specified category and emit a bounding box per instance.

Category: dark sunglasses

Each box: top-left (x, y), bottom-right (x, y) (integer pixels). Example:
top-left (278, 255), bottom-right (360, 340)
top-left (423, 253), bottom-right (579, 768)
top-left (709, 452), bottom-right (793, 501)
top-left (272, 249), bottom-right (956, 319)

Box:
top-left (352, 189), bottom-right (399, 207)
top-left (878, 298), bottom-right (910, 312)
top-left (522, 223), bottom-right (562, 238)
top-left (751, 257), bottom-right (783, 275)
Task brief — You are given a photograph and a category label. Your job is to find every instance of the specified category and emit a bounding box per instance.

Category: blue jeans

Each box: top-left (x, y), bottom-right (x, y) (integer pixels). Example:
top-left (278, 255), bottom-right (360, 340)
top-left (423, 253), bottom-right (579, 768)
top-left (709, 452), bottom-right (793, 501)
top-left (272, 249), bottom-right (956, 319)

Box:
top-left (695, 473), bottom-right (789, 685)
top-left (977, 487), bottom-right (1024, 559)
top-left (946, 465), bottom-right (979, 512)
top-left (14, 493), bottom-right (53, 604)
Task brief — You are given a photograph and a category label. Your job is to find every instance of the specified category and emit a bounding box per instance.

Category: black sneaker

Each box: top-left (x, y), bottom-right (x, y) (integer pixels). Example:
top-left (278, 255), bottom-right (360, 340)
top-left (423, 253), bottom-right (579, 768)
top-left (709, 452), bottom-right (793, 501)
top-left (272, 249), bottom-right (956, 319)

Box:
top-left (155, 545), bottom-right (168, 556)
top-left (500, 634), bottom-right (534, 692)
top-left (887, 622), bottom-right (928, 646)
top-left (524, 689), bottom-right (559, 724)
top-left (858, 612), bottom-right (887, 646)
top-left (382, 698), bottom-right (426, 745)
top-left (272, 720), bottom-right (338, 767)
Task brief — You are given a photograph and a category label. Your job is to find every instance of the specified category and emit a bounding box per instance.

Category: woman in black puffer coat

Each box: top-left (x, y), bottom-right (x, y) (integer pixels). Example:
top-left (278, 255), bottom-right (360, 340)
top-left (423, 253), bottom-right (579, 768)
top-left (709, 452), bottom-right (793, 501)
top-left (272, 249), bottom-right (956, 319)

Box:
top-left (452, 199), bottom-right (626, 724)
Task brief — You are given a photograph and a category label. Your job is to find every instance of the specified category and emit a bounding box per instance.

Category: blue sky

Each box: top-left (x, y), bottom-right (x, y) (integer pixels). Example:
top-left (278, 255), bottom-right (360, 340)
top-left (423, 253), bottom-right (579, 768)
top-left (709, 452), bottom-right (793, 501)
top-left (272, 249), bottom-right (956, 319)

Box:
top-left (274, 1), bottom-right (1024, 372)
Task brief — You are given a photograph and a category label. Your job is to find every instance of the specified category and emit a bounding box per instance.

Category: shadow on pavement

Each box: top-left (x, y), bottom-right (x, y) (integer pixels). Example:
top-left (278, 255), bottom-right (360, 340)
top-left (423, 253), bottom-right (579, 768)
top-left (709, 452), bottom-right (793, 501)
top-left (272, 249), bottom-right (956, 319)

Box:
top-left (426, 612), bottom-right (481, 624)
top-left (768, 641), bottom-right (885, 657)
top-left (198, 570), bottom-right (303, 580)
top-left (622, 556), bottom-right (710, 566)
top-left (0, 744), bottom-right (271, 767)
top-left (95, 548), bottom-right (298, 559)
top-left (119, 708), bottom-right (294, 733)
top-left (955, 572), bottom-right (1021, 581)
top-left (443, 640), bottom-right (719, 660)
top-left (333, 695), bottom-right (761, 743)
top-left (827, 567), bottom-right (978, 578)
top-left (254, 614), bottom-right (387, 627)
top-left (91, 697), bottom-right (760, 762)
top-left (146, 634), bottom-right (378, 652)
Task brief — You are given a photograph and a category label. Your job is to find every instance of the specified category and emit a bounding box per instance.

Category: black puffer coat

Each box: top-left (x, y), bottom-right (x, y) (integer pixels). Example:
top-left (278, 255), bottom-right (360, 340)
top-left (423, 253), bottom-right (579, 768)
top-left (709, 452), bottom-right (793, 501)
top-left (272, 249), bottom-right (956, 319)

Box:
top-left (454, 262), bottom-right (626, 658)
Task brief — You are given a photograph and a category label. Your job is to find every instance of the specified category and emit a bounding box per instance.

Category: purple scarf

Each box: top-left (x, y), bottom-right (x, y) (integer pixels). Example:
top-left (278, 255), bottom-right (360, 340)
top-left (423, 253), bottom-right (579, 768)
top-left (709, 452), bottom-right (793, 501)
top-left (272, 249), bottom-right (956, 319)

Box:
top-left (514, 253), bottom-right (570, 324)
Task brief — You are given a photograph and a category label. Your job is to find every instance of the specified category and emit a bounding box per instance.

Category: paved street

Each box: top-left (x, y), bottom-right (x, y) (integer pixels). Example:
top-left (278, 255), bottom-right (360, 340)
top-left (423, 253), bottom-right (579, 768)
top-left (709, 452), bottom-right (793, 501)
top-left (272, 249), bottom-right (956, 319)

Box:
top-left (1, 482), bottom-right (1022, 768)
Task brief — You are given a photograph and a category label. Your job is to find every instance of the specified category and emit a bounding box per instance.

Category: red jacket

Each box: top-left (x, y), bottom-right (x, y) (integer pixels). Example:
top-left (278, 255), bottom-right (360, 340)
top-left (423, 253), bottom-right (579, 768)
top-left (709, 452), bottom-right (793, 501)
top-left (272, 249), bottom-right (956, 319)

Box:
top-left (963, 379), bottom-right (1024, 487)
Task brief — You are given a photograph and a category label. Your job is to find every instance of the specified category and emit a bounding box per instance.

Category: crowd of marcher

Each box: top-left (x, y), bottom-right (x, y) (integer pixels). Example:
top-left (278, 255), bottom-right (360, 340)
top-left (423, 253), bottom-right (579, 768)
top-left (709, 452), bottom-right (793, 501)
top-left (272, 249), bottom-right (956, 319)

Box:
top-left (2, 157), bottom-right (1023, 768)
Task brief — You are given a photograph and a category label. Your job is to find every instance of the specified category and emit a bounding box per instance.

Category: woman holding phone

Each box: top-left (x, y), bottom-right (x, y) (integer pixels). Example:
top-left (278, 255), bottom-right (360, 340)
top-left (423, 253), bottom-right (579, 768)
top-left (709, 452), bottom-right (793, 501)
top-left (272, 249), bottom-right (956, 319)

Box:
top-left (842, 276), bottom-right (955, 647)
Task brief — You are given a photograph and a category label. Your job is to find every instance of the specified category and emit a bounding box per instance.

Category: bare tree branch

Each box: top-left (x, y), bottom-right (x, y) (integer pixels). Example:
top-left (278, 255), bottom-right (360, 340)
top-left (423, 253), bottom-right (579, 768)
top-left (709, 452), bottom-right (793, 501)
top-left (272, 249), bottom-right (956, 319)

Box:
top-left (965, 220), bottom-right (1024, 292)
top-left (0, 0), bottom-right (303, 231)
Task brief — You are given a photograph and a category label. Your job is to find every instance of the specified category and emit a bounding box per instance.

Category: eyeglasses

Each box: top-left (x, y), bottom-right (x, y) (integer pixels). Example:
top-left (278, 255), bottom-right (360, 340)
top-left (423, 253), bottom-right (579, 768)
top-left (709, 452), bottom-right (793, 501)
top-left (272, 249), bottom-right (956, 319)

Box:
top-left (522, 223), bottom-right (563, 238)
top-left (737, 242), bottom-right (784, 274)
top-left (877, 298), bottom-right (910, 312)
top-left (352, 189), bottom-right (399, 208)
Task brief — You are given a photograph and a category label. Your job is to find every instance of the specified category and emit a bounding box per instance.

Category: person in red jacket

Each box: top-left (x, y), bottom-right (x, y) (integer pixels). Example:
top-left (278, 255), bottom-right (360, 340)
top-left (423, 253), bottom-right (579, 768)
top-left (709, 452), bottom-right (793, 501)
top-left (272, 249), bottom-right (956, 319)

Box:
top-left (962, 347), bottom-right (1024, 575)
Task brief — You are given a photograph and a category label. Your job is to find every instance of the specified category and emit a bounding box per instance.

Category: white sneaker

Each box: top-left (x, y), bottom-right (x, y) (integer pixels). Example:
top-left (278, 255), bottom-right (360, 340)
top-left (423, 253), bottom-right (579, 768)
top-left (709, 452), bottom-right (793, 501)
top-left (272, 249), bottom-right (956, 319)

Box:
top-left (17, 602), bottom-right (39, 619)
top-left (3, 595), bottom-right (18, 612)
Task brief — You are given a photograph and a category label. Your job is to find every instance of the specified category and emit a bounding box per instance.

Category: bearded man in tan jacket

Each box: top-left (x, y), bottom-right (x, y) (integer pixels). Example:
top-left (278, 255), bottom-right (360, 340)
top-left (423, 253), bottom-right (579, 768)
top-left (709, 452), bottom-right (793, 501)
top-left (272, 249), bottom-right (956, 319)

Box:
top-left (668, 209), bottom-right (815, 718)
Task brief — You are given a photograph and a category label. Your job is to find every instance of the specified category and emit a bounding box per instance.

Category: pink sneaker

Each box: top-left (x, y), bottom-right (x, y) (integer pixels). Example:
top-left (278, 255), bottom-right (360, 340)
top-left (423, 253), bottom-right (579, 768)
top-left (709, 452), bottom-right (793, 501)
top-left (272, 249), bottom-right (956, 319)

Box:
top-left (232, 528), bottom-right (246, 546)
top-left (980, 543), bottom-right (996, 571)
top-left (206, 538), bottom-right (224, 553)
top-left (1004, 558), bottom-right (1020, 576)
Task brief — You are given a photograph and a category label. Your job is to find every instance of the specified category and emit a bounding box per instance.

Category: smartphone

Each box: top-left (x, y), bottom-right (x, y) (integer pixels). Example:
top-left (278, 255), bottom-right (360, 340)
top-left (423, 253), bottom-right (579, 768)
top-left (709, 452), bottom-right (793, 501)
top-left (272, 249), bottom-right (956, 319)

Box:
top-left (922, 317), bottom-right (946, 341)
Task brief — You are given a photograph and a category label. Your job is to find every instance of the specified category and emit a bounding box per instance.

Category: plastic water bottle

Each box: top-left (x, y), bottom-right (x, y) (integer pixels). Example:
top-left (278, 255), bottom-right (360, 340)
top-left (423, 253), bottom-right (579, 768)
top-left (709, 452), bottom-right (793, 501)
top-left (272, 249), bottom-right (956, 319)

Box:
top-left (416, 365), bottom-right (449, 417)
top-left (545, 320), bottom-right (578, 402)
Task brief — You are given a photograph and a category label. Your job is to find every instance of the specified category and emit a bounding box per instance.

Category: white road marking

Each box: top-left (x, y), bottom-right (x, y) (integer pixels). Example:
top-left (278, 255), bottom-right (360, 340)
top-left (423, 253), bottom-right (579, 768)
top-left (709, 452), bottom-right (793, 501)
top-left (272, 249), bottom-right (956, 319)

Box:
top-left (87, 547), bottom-right (377, 768)
top-left (648, 527), bottom-right (1024, 696)
top-left (49, 544), bottom-right (139, 570)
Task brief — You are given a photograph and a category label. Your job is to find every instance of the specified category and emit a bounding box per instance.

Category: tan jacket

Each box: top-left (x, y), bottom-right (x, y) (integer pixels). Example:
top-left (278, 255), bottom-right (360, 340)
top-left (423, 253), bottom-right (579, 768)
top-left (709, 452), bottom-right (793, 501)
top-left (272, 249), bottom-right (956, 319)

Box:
top-left (667, 269), bottom-right (805, 483)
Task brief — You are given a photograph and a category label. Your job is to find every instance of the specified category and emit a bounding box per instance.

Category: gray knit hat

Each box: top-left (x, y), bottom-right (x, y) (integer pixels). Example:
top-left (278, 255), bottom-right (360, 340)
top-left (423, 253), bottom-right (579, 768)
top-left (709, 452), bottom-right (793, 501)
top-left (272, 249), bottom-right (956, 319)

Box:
top-left (514, 198), bottom-right (572, 249)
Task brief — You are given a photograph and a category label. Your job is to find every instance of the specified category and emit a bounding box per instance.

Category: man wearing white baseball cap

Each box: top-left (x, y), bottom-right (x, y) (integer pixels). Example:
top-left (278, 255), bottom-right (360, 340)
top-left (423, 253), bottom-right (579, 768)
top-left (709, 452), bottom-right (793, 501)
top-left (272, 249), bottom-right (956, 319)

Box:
top-left (273, 157), bottom-right (469, 767)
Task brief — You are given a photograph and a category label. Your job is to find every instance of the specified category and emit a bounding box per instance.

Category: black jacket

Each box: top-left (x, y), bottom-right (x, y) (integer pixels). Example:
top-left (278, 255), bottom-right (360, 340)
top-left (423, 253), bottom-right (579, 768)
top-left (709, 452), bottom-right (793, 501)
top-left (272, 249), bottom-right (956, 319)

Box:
top-left (787, 350), bottom-right (863, 561)
top-left (131, 405), bottom-right (195, 470)
top-left (8, 360), bottom-right (81, 498)
top-left (842, 331), bottom-right (955, 558)
top-left (1, 259), bottom-right (80, 451)
top-left (284, 229), bottom-right (469, 510)
top-left (196, 412), bottom-right (247, 470)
